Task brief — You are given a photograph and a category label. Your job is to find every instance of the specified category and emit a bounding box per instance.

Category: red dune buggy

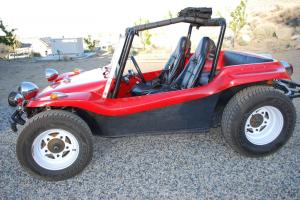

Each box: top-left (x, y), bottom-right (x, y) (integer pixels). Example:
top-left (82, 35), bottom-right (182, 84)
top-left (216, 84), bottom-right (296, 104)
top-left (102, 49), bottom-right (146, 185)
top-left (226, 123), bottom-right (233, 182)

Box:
top-left (8, 8), bottom-right (298, 180)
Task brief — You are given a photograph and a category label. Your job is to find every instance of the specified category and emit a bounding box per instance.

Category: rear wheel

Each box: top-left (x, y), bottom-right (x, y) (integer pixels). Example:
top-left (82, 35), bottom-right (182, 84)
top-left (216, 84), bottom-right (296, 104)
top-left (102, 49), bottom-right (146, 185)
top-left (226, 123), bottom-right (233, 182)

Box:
top-left (221, 86), bottom-right (296, 156)
top-left (17, 110), bottom-right (93, 180)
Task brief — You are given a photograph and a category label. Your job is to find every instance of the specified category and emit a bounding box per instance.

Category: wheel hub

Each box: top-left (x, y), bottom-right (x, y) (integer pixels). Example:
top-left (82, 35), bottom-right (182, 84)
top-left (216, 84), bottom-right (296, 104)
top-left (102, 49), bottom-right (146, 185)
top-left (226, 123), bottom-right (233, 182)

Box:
top-left (245, 106), bottom-right (284, 145)
top-left (32, 129), bottom-right (80, 170)
top-left (47, 139), bottom-right (65, 153)
top-left (249, 114), bottom-right (264, 127)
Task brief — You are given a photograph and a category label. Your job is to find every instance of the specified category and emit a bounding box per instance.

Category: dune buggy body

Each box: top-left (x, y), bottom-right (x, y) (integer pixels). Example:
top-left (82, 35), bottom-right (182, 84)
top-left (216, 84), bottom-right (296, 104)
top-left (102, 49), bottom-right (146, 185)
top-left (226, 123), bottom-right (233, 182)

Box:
top-left (22, 17), bottom-right (292, 136)
top-left (8, 7), bottom-right (298, 180)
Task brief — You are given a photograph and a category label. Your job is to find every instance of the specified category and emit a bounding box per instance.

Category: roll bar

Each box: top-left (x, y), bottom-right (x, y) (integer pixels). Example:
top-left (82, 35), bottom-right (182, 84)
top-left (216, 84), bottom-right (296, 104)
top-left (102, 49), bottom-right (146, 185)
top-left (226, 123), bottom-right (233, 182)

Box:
top-left (131, 17), bottom-right (225, 32)
top-left (111, 17), bottom-right (226, 98)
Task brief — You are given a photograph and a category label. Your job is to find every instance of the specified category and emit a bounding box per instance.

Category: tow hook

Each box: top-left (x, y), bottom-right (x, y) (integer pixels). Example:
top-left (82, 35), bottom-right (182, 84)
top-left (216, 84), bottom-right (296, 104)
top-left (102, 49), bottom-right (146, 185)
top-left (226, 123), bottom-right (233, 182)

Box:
top-left (9, 109), bottom-right (25, 132)
top-left (273, 79), bottom-right (300, 98)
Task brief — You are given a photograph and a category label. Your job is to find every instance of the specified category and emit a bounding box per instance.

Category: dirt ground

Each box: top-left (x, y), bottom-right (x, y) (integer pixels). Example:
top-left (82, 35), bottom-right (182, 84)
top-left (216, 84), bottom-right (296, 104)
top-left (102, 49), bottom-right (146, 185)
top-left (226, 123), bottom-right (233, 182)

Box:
top-left (0, 49), bottom-right (299, 199)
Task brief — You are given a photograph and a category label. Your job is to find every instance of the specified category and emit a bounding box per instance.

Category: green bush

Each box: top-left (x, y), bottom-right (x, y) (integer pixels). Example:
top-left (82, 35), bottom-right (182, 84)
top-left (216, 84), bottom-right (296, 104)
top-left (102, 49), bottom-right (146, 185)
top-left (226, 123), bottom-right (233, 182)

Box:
top-left (229, 0), bottom-right (247, 47)
top-left (134, 18), bottom-right (152, 49)
top-left (84, 35), bottom-right (96, 51)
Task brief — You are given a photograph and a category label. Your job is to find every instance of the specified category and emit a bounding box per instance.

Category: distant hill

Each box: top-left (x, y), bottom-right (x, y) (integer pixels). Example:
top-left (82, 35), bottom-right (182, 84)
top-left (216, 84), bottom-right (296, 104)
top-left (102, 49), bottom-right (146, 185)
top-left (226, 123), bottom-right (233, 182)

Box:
top-left (222, 0), bottom-right (300, 52)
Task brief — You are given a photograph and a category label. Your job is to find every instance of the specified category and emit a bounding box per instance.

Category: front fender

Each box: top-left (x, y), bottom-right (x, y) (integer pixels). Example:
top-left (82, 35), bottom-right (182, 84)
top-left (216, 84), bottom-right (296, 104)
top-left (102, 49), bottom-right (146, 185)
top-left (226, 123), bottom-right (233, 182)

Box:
top-left (26, 91), bottom-right (106, 111)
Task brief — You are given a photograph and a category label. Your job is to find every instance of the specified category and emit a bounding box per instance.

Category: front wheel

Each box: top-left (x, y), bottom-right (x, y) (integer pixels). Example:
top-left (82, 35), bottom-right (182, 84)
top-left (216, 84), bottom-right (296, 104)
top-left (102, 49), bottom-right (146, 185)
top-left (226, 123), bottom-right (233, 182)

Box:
top-left (221, 86), bottom-right (296, 156)
top-left (17, 110), bottom-right (93, 180)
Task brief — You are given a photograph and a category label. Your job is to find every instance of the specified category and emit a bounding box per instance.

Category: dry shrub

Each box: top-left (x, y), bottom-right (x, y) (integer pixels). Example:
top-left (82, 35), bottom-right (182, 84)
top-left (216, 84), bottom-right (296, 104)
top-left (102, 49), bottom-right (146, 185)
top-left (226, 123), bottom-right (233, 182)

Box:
top-left (270, 5), bottom-right (300, 27)
top-left (253, 22), bottom-right (277, 40)
top-left (0, 44), bottom-right (10, 59)
top-left (276, 26), bottom-right (294, 40)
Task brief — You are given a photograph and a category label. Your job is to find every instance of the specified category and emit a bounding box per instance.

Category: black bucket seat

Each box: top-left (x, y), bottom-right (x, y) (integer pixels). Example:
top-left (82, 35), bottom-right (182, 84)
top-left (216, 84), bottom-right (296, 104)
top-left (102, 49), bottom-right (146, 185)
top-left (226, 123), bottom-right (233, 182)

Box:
top-left (131, 37), bottom-right (216, 96)
top-left (131, 36), bottom-right (191, 96)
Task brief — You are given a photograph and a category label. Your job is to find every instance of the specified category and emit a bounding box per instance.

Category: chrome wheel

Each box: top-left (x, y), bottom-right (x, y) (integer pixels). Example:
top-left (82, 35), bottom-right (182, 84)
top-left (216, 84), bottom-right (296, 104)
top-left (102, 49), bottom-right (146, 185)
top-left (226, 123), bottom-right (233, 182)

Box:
top-left (245, 106), bottom-right (284, 145)
top-left (32, 129), bottom-right (79, 170)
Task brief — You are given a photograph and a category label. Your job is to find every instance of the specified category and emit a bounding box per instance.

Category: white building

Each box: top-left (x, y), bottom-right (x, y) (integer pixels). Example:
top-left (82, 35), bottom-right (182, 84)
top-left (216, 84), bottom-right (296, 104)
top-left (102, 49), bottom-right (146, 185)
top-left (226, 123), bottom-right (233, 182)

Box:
top-left (51, 38), bottom-right (84, 56)
top-left (20, 37), bottom-right (52, 57)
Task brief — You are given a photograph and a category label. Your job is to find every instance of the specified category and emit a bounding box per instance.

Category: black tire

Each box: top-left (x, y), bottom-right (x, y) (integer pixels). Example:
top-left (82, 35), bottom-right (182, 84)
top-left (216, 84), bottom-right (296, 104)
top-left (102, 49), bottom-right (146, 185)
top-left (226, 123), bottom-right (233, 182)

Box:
top-left (17, 110), bottom-right (93, 181)
top-left (221, 86), bottom-right (296, 156)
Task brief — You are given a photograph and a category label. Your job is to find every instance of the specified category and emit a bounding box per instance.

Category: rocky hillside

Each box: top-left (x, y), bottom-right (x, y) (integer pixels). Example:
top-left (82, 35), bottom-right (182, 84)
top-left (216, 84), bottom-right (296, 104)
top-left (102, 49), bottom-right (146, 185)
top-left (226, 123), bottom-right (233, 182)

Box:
top-left (229, 1), bottom-right (300, 52)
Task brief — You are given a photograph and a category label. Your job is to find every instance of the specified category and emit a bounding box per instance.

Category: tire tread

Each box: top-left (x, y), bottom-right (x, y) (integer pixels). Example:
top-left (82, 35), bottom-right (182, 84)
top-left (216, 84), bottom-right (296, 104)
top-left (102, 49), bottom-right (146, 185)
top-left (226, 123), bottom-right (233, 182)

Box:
top-left (17, 110), bottom-right (93, 181)
top-left (221, 85), bottom-right (296, 156)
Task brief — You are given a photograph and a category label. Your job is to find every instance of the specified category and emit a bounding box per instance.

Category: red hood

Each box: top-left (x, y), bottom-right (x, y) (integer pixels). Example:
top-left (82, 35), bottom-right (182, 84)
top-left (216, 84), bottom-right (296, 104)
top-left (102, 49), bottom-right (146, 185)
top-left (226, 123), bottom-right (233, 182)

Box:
top-left (36, 68), bottom-right (107, 98)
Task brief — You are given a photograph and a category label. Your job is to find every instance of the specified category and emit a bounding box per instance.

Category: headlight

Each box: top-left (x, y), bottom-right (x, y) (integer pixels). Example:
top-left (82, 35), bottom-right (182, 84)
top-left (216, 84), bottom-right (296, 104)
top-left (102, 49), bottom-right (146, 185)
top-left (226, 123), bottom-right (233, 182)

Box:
top-left (18, 82), bottom-right (39, 100)
top-left (8, 91), bottom-right (24, 107)
top-left (45, 68), bottom-right (59, 82)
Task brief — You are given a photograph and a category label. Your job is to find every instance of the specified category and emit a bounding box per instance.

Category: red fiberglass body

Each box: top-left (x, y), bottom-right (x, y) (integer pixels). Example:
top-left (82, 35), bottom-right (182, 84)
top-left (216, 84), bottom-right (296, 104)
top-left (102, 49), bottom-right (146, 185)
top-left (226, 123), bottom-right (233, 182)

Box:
top-left (26, 51), bottom-right (290, 119)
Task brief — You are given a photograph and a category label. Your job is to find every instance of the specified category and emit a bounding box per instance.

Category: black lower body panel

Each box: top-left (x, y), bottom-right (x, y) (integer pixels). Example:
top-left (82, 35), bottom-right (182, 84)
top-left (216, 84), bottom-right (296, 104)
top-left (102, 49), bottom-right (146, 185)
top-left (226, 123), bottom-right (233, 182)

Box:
top-left (86, 94), bottom-right (219, 137)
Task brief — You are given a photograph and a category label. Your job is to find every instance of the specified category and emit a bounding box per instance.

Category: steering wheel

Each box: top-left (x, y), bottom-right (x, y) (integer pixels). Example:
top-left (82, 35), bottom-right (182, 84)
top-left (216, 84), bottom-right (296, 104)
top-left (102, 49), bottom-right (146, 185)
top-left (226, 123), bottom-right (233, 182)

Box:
top-left (130, 56), bottom-right (146, 83)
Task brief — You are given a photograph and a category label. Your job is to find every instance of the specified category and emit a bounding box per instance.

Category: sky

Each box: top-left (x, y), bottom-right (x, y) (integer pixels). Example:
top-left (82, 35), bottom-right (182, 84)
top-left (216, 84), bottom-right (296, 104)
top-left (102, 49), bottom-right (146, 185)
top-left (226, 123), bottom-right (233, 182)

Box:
top-left (0, 0), bottom-right (300, 38)
top-left (0, 0), bottom-right (242, 39)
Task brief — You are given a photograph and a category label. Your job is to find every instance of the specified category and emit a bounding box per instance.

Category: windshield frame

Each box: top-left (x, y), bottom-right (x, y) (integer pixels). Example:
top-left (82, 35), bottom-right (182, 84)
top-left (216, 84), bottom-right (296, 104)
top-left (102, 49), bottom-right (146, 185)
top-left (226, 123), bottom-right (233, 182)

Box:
top-left (102, 36), bottom-right (126, 98)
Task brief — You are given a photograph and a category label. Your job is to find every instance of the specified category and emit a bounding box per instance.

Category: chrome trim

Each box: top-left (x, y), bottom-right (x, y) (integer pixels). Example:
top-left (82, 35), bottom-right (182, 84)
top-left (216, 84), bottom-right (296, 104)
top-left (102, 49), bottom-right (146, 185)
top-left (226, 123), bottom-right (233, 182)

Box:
top-left (45, 68), bottom-right (59, 82)
top-left (18, 82), bottom-right (39, 99)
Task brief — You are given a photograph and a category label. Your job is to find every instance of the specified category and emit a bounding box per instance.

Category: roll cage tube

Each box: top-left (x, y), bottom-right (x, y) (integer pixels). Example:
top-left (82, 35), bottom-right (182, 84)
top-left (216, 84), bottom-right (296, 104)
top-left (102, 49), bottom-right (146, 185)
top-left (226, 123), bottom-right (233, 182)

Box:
top-left (111, 17), bottom-right (226, 98)
top-left (209, 23), bottom-right (226, 81)
top-left (187, 24), bottom-right (193, 39)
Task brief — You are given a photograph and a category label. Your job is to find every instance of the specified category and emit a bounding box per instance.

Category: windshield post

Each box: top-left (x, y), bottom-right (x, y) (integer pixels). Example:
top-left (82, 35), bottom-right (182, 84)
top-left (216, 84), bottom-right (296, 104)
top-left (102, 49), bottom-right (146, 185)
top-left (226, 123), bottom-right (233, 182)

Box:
top-left (102, 35), bottom-right (126, 98)
top-left (111, 28), bottom-right (135, 98)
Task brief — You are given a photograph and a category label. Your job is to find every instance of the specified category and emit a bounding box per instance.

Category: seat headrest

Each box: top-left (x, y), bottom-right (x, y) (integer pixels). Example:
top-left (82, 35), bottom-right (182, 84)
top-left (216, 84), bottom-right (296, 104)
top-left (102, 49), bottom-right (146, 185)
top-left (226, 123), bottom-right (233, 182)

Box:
top-left (175, 36), bottom-right (191, 55)
top-left (193, 37), bottom-right (216, 61)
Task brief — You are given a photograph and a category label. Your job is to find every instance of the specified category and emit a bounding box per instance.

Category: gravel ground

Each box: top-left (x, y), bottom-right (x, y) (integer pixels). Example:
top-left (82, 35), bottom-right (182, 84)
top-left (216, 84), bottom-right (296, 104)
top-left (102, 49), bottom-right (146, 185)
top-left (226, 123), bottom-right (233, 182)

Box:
top-left (0, 51), bottom-right (299, 199)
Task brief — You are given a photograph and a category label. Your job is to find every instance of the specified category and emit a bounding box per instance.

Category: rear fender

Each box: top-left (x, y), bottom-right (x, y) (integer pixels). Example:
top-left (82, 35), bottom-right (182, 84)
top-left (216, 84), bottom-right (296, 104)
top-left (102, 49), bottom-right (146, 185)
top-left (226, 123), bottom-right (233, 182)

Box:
top-left (212, 61), bottom-right (290, 92)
